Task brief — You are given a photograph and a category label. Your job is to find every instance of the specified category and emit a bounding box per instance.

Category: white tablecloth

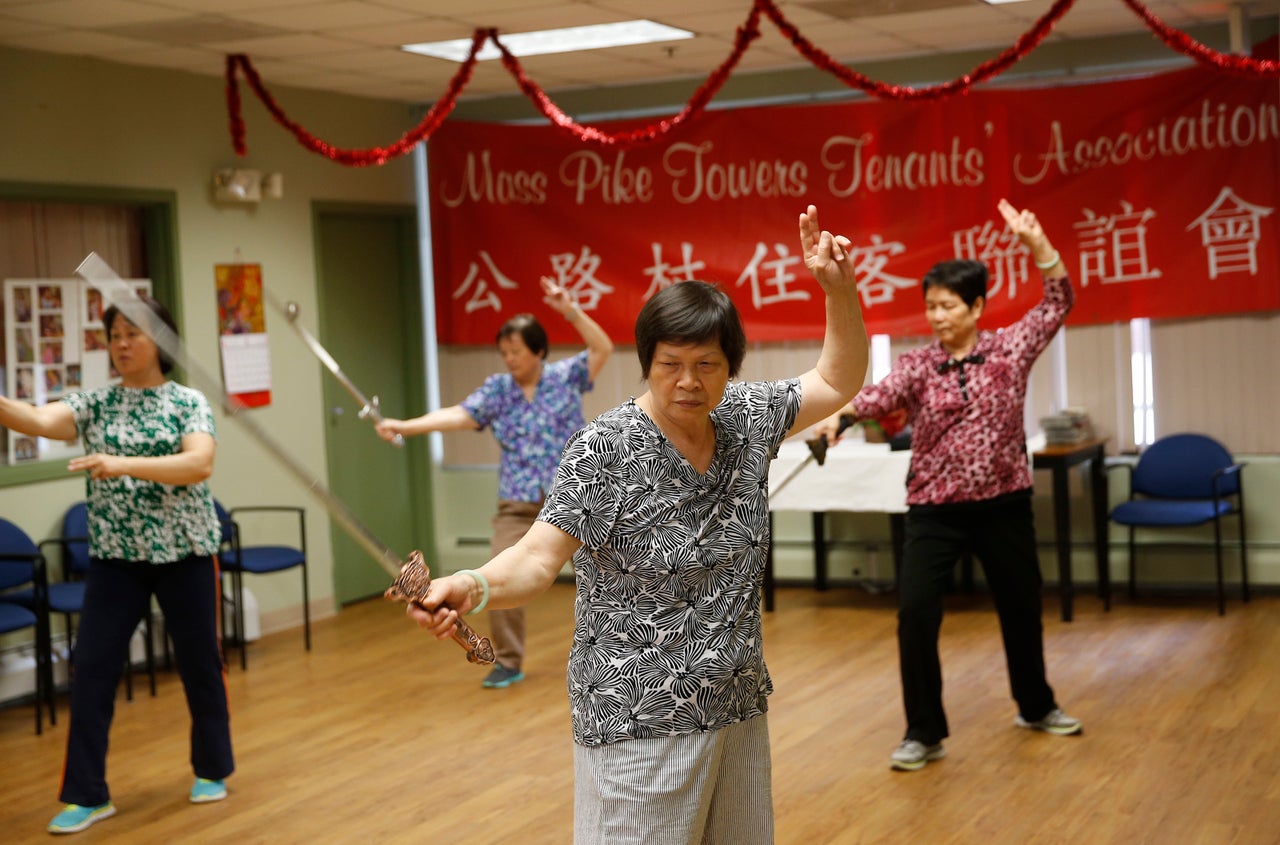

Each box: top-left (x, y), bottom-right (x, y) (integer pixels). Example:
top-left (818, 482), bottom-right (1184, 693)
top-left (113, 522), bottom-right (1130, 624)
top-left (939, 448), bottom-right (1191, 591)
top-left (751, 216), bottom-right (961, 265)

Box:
top-left (768, 438), bottom-right (911, 513)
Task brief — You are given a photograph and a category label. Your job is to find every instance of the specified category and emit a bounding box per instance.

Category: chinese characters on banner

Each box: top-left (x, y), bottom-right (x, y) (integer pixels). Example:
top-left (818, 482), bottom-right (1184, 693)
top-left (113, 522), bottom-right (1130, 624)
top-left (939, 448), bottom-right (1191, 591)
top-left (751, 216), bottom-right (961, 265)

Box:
top-left (427, 66), bottom-right (1280, 344)
top-left (214, 263), bottom-right (271, 408)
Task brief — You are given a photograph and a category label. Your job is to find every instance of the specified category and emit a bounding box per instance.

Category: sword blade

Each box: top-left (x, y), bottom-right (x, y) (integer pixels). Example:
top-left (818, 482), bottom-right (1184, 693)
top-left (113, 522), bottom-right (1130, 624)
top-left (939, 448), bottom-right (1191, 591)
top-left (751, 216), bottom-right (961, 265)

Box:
top-left (270, 297), bottom-right (403, 447)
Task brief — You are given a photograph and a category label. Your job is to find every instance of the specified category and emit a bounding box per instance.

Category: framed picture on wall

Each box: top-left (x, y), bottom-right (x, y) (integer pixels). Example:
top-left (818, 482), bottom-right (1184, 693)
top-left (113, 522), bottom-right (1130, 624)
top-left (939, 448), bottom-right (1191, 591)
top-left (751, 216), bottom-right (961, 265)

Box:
top-left (3, 278), bottom-right (152, 465)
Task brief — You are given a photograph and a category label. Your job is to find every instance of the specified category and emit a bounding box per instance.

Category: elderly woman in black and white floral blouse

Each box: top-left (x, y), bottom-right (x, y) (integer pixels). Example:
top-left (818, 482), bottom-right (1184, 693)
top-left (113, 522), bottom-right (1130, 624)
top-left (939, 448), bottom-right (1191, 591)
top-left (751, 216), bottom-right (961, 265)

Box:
top-left (407, 205), bottom-right (868, 845)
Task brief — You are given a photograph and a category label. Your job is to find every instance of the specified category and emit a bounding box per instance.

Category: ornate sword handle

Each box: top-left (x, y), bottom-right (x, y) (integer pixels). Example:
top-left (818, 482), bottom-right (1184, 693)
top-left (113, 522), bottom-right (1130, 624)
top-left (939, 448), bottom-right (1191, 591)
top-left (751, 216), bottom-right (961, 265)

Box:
top-left (384, 551), bottom-right (496, 665)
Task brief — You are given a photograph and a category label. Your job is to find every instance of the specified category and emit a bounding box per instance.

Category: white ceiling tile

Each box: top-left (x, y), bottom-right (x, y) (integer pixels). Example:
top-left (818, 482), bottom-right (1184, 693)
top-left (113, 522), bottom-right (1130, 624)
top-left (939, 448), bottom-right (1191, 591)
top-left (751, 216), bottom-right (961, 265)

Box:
top-left (0, 0), bottom-right (186, 28)
top-left (334, 19), bottom-right (463, 46)
top-left (8, 29), bottom-right (154, 55)
top-left (205, 32), bottom-right (365, 58)
top-left (116, 44), bottom-right (226, 73)
top-left (228, 2), bottom-right (421, 31)
top-left (0, 15), bottom-right (58, 40)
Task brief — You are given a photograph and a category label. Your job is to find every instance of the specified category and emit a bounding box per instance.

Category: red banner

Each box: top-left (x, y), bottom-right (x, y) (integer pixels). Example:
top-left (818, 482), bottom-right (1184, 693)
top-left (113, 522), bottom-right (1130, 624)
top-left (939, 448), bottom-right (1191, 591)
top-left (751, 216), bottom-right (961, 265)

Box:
top-left (428, 66), bottom-right (1280, 344)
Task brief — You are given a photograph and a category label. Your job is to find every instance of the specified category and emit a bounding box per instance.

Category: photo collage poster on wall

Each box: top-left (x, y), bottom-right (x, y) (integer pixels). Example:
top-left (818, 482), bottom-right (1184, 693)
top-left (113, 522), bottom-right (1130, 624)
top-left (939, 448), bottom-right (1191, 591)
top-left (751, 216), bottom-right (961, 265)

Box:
top-left (3, 278), bottom-right (152, 465)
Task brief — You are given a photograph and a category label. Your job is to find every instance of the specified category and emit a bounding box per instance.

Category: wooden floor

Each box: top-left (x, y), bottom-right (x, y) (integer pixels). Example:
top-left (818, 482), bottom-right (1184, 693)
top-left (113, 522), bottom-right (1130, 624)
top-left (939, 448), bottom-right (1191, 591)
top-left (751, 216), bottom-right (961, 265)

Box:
top-left (2, 583), bottom-right (1278, 844)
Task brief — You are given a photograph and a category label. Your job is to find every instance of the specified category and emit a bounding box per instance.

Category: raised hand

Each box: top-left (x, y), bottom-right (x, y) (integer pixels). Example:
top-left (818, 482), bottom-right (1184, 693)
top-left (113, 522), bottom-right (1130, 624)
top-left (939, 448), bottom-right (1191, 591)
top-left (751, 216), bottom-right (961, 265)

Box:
top-left (998, 198), bottom-right (1052, 253)
top-left (540, 275), bottom-right (578, 317)
top-left (998, 198), bottom-right (1062, 273)
top-left (800, 204), bottom-right (856, 294)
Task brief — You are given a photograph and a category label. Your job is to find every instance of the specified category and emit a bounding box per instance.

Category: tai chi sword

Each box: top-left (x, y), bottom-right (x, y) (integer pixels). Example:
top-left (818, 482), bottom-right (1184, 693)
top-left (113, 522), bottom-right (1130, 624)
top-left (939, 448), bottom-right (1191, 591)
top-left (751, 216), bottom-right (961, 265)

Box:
top-left (274, 298), bottom-right (404, 447)
top-left (74, 253), bottom-right (493, 665)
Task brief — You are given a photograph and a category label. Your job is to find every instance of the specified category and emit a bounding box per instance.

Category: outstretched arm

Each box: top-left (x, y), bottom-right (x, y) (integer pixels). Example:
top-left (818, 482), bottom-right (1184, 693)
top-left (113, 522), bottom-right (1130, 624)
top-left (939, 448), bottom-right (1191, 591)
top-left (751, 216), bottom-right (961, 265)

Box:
top-left (789, 204), bottom-right (870, 437)
top-left (0, 396), bottom-right (77, 442)
top-left (376, 404), bottom-right (480, 442)
top-left (541, 276), bottom-right (614, 381)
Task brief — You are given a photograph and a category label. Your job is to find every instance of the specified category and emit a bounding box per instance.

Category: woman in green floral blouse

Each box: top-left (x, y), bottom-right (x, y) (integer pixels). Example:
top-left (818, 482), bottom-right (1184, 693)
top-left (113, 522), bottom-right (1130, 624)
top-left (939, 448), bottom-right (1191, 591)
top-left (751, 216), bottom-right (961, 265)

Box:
top-left (0, 295), bottom-right (233, 835)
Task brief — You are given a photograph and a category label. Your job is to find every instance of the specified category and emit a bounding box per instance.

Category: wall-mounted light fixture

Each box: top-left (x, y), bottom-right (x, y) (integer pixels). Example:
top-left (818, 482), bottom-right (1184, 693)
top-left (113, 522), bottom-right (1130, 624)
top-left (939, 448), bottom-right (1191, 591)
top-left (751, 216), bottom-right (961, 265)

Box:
top-left (213, 168), bottom-right (284, 203)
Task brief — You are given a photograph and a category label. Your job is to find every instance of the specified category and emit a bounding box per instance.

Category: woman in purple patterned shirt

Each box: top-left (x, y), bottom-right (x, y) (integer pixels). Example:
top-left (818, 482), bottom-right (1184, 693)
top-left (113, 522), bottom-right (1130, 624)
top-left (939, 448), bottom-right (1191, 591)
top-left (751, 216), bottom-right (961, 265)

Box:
top-left (377, 276), bottom-right (613, 689)
top-left (817, 199), bottom-right (1083, 772)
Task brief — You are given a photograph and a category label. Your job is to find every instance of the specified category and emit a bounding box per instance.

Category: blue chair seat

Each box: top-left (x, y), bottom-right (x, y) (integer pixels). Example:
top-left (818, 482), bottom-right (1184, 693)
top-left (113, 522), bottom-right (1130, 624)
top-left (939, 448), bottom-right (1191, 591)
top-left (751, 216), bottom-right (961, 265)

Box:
top-left (1111, 498), bottom-right (1233, 527)
top-left (0, 601), bottom-right (38, 633)
top-left (221, 546), bottom-right (306, 575)
top-left (47, 581), bottom-right (87, 615)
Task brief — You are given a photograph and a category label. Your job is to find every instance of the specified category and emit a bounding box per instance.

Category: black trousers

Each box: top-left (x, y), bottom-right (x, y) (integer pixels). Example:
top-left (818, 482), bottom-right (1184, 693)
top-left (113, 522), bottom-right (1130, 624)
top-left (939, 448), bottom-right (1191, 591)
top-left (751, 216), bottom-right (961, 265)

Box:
top-left (898, 490), bottom-right (1057, 745)
top-left (59, 555), bottom-right (234, 806)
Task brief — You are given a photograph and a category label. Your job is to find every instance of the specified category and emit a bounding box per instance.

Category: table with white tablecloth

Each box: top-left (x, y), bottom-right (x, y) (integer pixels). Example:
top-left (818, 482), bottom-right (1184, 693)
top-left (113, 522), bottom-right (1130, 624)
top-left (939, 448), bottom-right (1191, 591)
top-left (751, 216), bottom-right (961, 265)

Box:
top-left (764, 439), bottom-right (912, 610)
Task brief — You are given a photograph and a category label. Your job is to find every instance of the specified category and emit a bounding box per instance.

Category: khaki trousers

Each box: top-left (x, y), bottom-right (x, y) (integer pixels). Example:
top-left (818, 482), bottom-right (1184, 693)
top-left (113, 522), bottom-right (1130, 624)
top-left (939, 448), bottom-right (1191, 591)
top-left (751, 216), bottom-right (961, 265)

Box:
top-left (488, 499), bottom-right (542, 670)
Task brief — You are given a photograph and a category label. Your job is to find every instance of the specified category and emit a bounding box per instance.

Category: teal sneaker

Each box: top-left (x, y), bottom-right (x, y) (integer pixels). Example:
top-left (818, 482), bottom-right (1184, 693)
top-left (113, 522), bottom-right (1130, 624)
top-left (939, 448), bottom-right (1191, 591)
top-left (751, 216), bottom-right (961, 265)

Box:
top-left (190, 778), bottom-right (227, 804)
top-left (47, 803), bottom-right (116, 834)
top-left (481, 664), bottom-right (525, 689)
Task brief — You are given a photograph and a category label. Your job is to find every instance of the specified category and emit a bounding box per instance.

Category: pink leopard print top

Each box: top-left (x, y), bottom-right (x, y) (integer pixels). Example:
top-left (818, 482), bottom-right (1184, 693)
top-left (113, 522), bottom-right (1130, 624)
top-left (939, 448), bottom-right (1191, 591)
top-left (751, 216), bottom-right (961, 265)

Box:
top-left (852, 275), bottom-right (1074, 505)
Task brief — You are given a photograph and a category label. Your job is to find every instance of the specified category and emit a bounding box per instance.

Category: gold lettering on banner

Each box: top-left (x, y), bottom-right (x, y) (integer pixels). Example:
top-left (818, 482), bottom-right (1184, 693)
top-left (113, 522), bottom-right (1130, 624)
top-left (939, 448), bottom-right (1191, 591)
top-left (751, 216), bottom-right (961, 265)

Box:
top-left (821, 134), bottom-right (985, 197)
top-left (662, 142), bottom-right (808, 205)
top-left (558, 151), bottom-right (654, 205)
top-left (1014, 99), bottom-right (1280, 185)
top-left (439, 150), bottom-right (548, 208)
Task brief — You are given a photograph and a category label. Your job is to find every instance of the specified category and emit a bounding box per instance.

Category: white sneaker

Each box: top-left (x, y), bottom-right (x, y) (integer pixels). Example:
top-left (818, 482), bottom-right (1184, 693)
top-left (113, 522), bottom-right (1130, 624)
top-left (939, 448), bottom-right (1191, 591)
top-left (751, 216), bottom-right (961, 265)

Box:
top-left (1016, 708), bottom-right (1083, 735)
top-left (890, 739), bottom-right (946, 771)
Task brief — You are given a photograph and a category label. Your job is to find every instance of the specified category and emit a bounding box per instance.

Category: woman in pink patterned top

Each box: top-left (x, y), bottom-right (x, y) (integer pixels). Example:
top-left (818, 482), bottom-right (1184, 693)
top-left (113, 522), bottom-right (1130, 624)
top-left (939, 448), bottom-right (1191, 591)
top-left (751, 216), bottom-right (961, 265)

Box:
top-left (817, 199), bottom-right (1083, 772)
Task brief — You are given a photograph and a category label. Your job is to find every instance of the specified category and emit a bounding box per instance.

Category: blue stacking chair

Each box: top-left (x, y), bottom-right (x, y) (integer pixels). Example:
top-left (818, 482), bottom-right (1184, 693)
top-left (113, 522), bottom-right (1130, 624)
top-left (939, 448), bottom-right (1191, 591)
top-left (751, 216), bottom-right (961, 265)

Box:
top-left (1108, 433), bottom-right (1248, 615)
top-left (0, 517), bottom-right (54, 734)
top-left (215, 501), bottom-right (309, 670)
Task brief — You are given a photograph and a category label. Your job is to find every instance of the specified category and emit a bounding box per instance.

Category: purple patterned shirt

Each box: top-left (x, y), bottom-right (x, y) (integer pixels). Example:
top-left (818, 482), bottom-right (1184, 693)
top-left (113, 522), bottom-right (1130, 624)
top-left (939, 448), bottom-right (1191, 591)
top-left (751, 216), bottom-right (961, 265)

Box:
top-left (461, 350), bottom-right (592, 502)
top-left (853, 275), bottom-right (1074, 505)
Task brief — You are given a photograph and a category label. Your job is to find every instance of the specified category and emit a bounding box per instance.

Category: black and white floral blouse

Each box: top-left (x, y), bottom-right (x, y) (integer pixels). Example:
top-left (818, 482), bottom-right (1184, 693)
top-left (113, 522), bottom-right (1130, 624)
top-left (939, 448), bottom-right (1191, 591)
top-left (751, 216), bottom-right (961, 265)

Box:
top-left (539, 378), bottom-right (801, 747)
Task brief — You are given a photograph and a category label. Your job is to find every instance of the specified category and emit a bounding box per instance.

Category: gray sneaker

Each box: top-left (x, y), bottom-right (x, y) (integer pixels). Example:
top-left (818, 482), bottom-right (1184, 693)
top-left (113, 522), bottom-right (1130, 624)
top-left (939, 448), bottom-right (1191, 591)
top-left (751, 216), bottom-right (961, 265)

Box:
top-left (890, 740), bottom-right (946, 771)
top-left (1016, 708), bottom-right (1082, 735)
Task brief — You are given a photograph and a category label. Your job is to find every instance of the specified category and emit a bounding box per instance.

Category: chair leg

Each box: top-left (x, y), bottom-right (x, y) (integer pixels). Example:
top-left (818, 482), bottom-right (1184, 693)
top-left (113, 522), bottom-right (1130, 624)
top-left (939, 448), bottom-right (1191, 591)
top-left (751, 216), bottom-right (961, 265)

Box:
top-left (1237, 506), bottom-right (1250, 604)
top-left (235, 570), bottom-right (247, 670)
top-left (218, 572), bottom-right (231, 665)
top-left (144, 614), bottom-right (157, 696)
top-left (1213, 515), bottom-right (1225, 616)
top-left (44, 612), bottom-right (56, 727)
top-left (302, 564), bottom-right (311, 652)
top-left (1127, 527), bottom-right (1136, 600)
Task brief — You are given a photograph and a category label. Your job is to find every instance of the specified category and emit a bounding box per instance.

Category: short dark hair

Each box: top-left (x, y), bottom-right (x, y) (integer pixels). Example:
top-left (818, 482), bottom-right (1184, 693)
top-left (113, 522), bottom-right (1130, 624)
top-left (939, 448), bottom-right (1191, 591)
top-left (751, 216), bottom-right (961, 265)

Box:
top-left (103, 295), bottom-right (180, 375)
top-left (922, 259), bottom-right (987, 308)
top-left (496, 313), bottom-right (548, 360)
top-left (635, 281), bottom-right (746, 378)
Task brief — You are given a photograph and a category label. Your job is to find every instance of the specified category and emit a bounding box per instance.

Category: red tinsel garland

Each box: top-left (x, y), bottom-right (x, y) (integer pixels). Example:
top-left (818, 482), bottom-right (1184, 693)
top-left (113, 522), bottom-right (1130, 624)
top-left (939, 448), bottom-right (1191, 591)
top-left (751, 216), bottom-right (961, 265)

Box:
top-left (1118, 0), bottom-right (1280, 77)
top-left (225, 30), bottom-right (484, 166)
top-left (225, 0), bottom-right (1280, 165)
top-left (762, 0), bottom-right (1075, 100)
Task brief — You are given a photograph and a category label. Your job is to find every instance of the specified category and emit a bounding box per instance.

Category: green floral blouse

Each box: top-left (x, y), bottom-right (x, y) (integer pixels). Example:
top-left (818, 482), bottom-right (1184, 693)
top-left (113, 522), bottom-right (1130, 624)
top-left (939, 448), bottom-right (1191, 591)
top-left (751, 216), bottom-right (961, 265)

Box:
top-left (61, 382), bottom-right (220, 563)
